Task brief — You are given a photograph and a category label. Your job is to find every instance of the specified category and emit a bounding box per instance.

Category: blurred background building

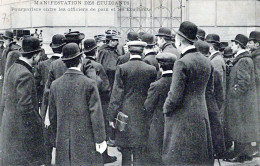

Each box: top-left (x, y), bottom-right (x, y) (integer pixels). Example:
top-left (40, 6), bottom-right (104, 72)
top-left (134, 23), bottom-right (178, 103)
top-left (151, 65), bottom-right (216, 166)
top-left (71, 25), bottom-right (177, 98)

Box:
top-left (0, 0), bottom-right (259, 53)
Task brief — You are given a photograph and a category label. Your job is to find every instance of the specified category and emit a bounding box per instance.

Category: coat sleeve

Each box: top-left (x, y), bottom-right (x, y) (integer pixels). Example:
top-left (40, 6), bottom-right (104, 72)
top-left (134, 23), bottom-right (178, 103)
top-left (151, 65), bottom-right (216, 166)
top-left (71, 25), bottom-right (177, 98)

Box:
top-left (254, 57), bottom-right (260, 85)
top-left (108, 66), bottom-right (124, 121)
top-left (82, 59), bottom-right (97, 81)
top-left (213, 69), bottom-right (224, 110)
top-left (98, 65), bottom-right (111, 93)
top-left (163, 60), bottom-right (187, 115)
top-left (231, 58), bottom-right (252, 97)
top-left (49, 84), bottom-right (57, 139)
top-left (17, 72), bottom-right (41, 128)
top-left (88, 82), bottom-right (106, 144)
top-left (144, 82), bottom-right (159, 121)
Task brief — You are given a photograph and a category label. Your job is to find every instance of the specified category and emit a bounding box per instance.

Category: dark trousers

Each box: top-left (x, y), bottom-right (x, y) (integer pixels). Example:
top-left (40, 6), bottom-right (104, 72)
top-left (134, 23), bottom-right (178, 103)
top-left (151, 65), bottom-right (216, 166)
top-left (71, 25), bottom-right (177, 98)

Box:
top-left (43, 127), bottom-right (55, 166)
top-left (121, 147), bottom-right (143, 166)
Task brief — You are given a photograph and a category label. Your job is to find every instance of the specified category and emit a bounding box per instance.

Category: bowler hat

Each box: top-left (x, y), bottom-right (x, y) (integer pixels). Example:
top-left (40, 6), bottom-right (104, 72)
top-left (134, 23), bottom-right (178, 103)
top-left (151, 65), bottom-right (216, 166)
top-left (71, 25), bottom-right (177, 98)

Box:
top-left (196, 28), bottom-right (206, 41)
top-left (174, 21), bottom-right (198, 43)
top-left (50, 34), bottom-right (66, 48)
top-left (231, 34), bottom-right (248, 48)
top-left (106, 34), bottom-right (120, 40)
top-left (62, 43), bottom-right (82, 61)
top-left (126, 32), bottom-right (139, 42)
top-left (19, 37), bottom-right (42, 55)
top-left (84, 39), bottom-right (97, 53)
top-left (65, 31), bottom-right (85, 44)
top-left (3, 30), bottom-right (13, 40)
top-left (206, 34), bottom-right (220, 44)
top-left (223, 47), bottom-right (233, 57)
top-left (195, 40), bottom-right (210, 55)
top-left (156, 52), bottom-right (177, 64)
top-left (249, 31), bottom-right (260, 41)
top-left (156, 27), bottom-right (172, 38)
top-left (141, 33), bottom-right (156, 46)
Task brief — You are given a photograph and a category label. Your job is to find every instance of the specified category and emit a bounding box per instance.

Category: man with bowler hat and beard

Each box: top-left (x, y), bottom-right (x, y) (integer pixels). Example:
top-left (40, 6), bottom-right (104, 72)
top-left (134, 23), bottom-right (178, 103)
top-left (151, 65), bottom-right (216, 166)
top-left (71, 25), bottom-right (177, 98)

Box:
top-left (83, 39), bottom-right (117, 164)
top-left (156, 27), bottom-right (180, 59)
top-left (225, 34), bottom-right (259, 162)
top-left (163, 21), bottom-right (214, 165)
top-left (144, 52), bottom-right (177, 165)
top-left (48, 43), bottom-right (107, 166)
top-left (35, 34), bottom-right (66, 166)
top-left (0, 36), bottom-right (45, 165)
top-left (108, 40), bottom-right (157, 165)
top-left (141, 33), bottom-right (159, 71)
top-left (247, 31), bottom-right (260, 156)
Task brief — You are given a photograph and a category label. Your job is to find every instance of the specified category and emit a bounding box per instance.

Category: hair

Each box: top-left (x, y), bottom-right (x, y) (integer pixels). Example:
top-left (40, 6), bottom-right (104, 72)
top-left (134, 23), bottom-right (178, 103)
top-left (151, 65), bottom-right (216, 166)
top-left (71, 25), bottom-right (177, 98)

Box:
top-left (21, 50), bottom-right (41, 59)
top-left (160, 63), bottom-right (174, 71)
top-left (63, 55), bottom-right (81, 68)
top-left (145, 45), bottom-right (154, 49)
top-left (177, 34), bottom-right (193, 45)
top-left (85, 49), bottom-right (96, 57)
top-left (52, 46), bottom-right (63, 54)
top-left (235, 41), bottom-right (246, 49)
top-left (211, 43), bottom-right (220, 51)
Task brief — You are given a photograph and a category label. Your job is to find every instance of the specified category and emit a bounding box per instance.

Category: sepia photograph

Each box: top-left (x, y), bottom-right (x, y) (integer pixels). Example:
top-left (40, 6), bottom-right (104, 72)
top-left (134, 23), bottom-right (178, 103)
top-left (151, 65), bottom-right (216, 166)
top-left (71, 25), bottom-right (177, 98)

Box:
top-left (0, 0), bottom-right (259, 165)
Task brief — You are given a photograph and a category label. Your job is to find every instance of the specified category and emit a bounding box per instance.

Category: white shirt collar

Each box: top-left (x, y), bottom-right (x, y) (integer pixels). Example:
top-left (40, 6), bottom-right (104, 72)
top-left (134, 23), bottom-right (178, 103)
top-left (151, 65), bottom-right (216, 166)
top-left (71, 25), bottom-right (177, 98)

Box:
top-left (69, 67), bottom-right (81, 71)
top-left (52, 53), bottom-right (62, 58)
top-left (162, 70), bottom-right (173, 75)
top-left (144, 49), bottom-right (155, 55)
top-left (130, 55), bottom-right (142, 60)
top-left (18, 57), bottom-right (32, 67)
top-left (234, 49), bottom-right (247, 58)
top-left (181, 45), bottom-right (196, 55)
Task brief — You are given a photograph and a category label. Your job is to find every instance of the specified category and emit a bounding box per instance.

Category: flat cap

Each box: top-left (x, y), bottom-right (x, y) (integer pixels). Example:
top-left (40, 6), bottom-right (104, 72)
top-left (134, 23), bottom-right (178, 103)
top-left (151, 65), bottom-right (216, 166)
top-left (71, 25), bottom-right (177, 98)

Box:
top-left (156, 52), bottom-right (177, 64)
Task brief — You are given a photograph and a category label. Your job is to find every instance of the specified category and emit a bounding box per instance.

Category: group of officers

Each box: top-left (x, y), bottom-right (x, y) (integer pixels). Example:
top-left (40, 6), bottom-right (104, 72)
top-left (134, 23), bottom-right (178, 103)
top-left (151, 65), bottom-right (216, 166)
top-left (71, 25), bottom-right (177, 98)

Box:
top-left (0, 20), bottom-right (259, 166)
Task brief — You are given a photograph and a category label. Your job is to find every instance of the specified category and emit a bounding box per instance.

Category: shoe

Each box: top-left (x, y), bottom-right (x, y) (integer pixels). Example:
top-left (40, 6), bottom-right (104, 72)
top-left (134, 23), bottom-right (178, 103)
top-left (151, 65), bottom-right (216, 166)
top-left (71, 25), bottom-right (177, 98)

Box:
top-left (107, 139), bottom-right (116, 147)
top-left (225, 155), bottom-right (245, 163)
top-left (103, 155), bottom-right (117, 164)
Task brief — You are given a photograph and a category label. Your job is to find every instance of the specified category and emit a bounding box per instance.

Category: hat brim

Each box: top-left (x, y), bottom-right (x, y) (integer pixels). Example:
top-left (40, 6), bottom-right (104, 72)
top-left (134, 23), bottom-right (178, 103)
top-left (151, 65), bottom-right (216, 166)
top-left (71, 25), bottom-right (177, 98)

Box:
top-left (174, 29), bottom-right (196, 43)
top-left (223, 53), bottom-right (233, 57)
top-left (62, 52), bottom-right (83, 61)
top-left (231, 39), bottom-right (246, 48)
top-left (19, 47), bottom-right (43, 55)
top-left (50, 42), bottom-right (66, 49)
top-left (206, 40), bottom-right (221, 45)
top-left (84, 45), bottom-right (97, 53)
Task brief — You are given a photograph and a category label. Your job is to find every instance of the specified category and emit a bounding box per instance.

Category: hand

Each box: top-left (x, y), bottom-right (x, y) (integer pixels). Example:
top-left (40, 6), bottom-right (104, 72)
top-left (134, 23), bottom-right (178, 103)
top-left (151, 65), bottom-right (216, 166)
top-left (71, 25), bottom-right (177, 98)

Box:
top-left (96, 141), bottom-right (107, 154)
top-left (109, 121), bottom-right (115, 129)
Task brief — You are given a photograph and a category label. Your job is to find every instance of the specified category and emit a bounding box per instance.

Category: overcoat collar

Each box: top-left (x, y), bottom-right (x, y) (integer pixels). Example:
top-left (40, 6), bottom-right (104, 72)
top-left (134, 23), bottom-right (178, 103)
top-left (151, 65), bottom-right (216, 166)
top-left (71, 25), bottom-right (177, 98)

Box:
top-left (251, 47), bottom-right (260, 59)
top-left (209, 51), bottom-right (221, 60)
top-left (161, 42), bottom-right (172, 51)
top-left (232, 51), bottom-right (251, 65)
top-left (180, 46), bottom-right (197, 58)
top-left (144, 50), bottom-right (157, 58)
top-left (15, 59), bottom-right (33, 74)
top-left (64, 69), bottom-right (84, 76)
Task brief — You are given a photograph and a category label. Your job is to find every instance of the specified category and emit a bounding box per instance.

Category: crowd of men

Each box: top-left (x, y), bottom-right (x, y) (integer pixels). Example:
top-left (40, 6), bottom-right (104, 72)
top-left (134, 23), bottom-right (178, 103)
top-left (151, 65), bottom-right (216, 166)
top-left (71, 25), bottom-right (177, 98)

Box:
top-left (0, 20), bottom-right (259, 166)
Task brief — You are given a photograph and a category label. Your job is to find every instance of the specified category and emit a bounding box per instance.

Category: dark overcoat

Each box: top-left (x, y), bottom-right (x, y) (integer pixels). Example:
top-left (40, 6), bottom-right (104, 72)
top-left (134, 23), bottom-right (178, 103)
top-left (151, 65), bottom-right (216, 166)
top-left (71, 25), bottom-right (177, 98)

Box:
top-left (97, 45), bottom-right (120, 87)
top-left (4, 50), bottom-right (21, 76)
top-left (144, 73), bottom-right (172, 165)
top-left (251, 47), bottom-right (260, 133)
top-left (0, 59), bottom-right (45, 165)
top-left (116, 53), bottom-right (130, 66)
top-left (108, 58), bottom-right (157, 147)
top-left (163, 48), bottom-right (214, 166)
top-left (41, 58), bottom-right (96, 118)
top-left (143, 51), bottom-right (159, 71)
top-left (161, 42), bottom-right (180, 59)
top-left (49, 69), bottom-right (106, 166)
top-left (225, 51), bottom-right (259, 142)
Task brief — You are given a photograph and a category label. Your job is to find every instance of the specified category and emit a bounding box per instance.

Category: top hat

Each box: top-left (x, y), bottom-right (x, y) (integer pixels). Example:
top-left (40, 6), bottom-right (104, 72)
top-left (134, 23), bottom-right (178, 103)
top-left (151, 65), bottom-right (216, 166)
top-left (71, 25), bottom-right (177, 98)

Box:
top-left (231, 34), bottom-right (248, 48)
top-left (249, 31), bottom-right (260, 42)
top-left (223, 47), bottom-right (233, 57)
top-left (156, 52), bottom-right (177, 64)
top-left (126, 32), bottom-right (139, 42)
top-left (62, 43), bottom-right (82, 61)
top-left (50, 34), bottom-right (66, 48)
top-left (106, 34), bottom-right (120, 40)
top-left (19, 36), bottom-right (42, 55)
top-left (206, 34), bottom-right (220, 44)
top-left (156, 27), bottom-right (172, 38)
top-left (174, 21), bottom-right (198, 43)
top-left (84, 39), bottom-right (97, 53)
top-left (3, 30), bottom-right (13, 40)
top-left (196, 28), bottom-right (206, 41)
top-left (141, 33), bottom-right (156, 46)
top-left (195, 40), bottom-right (210, 55)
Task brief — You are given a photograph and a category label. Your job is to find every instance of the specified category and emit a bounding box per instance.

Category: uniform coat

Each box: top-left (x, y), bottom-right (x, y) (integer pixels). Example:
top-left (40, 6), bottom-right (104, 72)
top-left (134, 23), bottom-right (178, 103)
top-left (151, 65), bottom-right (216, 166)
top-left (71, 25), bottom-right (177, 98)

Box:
top-left (163, 47), bottom-right (214, 166)
top-left (41, 58), bottom-right (96, 118)
top-left (225, 51), bottom-right (259, 143)
top-left (251, 47), bottom-right (260, 133)
top-left (0, 59), bottom-right (45, 165)
top-left (161, 42), bottom-right (180, 59)
top-left (144, 73), bottom-right (172, 165)
top-left (49, 69), bottom-right (106, 166)
top-left (143, 51), bottom-right (159, 71)
top-left (108, 58), bottom-right (157, 147)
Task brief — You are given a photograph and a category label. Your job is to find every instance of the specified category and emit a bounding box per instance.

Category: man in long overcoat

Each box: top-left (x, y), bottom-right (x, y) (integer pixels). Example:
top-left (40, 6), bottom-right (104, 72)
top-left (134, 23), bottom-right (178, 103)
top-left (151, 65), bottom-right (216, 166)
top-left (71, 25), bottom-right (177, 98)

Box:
top-left (144, 52), bottom-right (177, 165)
top-left (108, 41), bottom-right (157, 165)
top-left (0, 37), bottom-right (45, 165)
top-left (49, 43), bottom-right (106, 166)
top-left (225, 34), bottom-right (259, 162)
top-left (163, 21), bottom-right (214, 166)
